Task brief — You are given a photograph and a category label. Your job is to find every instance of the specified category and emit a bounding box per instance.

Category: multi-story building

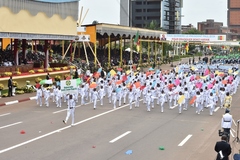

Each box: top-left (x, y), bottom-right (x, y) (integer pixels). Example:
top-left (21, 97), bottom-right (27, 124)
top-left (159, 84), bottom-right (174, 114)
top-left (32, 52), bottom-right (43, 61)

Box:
top-left (161, 0), bottom-right (182, 34)
top-left (120, 0), bottom-right (182, 33)
top-left (181, 24), bottom-right (195, 33)
top-left (228, 0), bottom-right (240, 39)
top-left (197, 19), bottom-right (223, 34)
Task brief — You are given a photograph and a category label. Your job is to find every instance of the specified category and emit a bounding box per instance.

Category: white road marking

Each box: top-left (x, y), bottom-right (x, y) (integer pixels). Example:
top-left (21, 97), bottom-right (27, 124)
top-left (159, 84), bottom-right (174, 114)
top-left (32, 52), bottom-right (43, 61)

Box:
top-left (0, 100), bottom-right (141, 154)
top-left (233, 119), bottom-right (237, 127)
top-left (109, 131), bottom-right (132, 143)
top-left (231, 128), bottom-right (236, 133)
top-left (0, 122), bottom-right (22, 130)
top-left (178, 134), bottom-right (192, 146)
top-left (5, 101), bottom-right (18, 105)
top-left (0, 113), bottom-right (11, 117)
top-left (230, 130), bottom-right (235, 138)
top-left (214, 107), bottom-right (220, 112)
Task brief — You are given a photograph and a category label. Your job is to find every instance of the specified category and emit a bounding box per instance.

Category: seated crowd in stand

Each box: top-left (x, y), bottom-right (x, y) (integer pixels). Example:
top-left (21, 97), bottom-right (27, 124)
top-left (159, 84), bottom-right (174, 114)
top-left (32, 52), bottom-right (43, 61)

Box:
top-left (0, 44), bottom-right (151, 67)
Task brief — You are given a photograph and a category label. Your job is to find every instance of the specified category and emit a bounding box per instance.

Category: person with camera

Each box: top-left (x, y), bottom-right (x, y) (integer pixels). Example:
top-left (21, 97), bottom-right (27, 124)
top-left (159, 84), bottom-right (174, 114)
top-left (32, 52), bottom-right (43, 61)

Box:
top-left (221, 109), bottom-right (233, 142)
top-left (214, 135), bottom-right (232, 160)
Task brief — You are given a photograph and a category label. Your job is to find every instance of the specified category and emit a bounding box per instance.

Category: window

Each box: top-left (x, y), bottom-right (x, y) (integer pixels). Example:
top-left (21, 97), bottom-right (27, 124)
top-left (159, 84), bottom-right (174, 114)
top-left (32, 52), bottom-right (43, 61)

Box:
top-left (147, 8), bottom-right (160, 12)
top-left (136, 1), bottom-right (142, 5)
top-left (135, 16), bottom-right (142, 20)
top-left (136, 9), bottom-right (142, 12)
top-left (147, 1), bottom-right (160, 5)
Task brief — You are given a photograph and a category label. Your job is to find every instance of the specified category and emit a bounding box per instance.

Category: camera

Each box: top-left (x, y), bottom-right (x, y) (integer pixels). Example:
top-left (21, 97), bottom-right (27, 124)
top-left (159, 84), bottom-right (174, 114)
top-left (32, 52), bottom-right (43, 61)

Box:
top-left (218, 129), bottom-right (228, 137)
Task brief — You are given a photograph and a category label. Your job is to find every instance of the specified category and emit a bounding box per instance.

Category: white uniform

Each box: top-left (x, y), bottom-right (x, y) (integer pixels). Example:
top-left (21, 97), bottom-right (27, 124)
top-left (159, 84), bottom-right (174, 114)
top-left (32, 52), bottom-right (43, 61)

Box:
top-left (207, 94), bottom-right (215, 115)
top-left (98, 88), bottom-right (105, 106)
top-left (128, 90), bottom-right (134, 109)
top-left (92, 90), bottom-right (99, 109)
top-left (56, 88), bottom-right (62, 107)
top-left (145, 91), bottom-right (152, 112)
top-left (183, 91), bottom-right (190, 110)
top-left (221, 113), bottom-right (232, 129)
top-left (36, 88), bottom-right (42, 106)
top-left (112, 91), bottom-right (117, 109)
top-left (64, 97), bottom-right (75, 126)
top-left (159, 92), bottom-right (166, 112)
top-left (195, 94), bottom-right (202, 114)
top-left (79, 86), bottom-right (86, 105)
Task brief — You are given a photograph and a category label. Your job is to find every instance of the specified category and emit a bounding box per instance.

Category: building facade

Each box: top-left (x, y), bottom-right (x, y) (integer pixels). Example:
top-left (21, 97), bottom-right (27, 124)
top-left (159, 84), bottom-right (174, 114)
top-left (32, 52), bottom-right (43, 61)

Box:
top-left (120, 0), bottom-right (182, 33)
top-left (228, 0), bottom-right (240, 39)
top-left (181, 24), bottom-right (195, 33)
top-left (161, 0), bottom-right (182, 34)
top-left (198, 19), bottom-right (223, 34)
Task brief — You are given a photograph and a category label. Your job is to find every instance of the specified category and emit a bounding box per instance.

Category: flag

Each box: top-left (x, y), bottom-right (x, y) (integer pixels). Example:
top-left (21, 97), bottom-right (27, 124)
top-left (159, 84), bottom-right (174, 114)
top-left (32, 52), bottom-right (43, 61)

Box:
top-left (204, 67), bottom-right (210, 76)
top-left (208, 45), bottom-right (212, 51)
top-left (134, 31), bottom-right (140, 52)
top-left (185, 43), bottom-right (189, 53)
top-left (218, 36), bottom-right (223, 40)
top-left (178, 95), bottom-right (185, 104)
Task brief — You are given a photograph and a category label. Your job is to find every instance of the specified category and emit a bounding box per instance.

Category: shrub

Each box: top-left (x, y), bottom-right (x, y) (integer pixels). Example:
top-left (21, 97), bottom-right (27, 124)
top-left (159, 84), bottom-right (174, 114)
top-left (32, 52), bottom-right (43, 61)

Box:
top-left (16, 71), bottom-right (21, 75)
top-left (12, 81), bottom-right (18, 87)
top-left (54, 67), bottom-right (61, 71)
top-left (62, 66), bottom-right (68, 70)
top-left (0, 83), bottom-right (4, 90)
top-left (29, 70), bottom-right (35, 74)
top-left (46, 68), bottom-right (53, 72)
top-left (3, 72), bottom-right (12, 76)
top-left (35, 77), bottom-right (42, 83)
top-left (55, 75), bottom-right (61, 81)
top-left (69, 66), bottom-right (76, 69)
top-left (23, 86), bottom-right (35, 93)
top-left (15, 90), bottom-right (25, 94)
top-left (37, 69), bottom-right (44, 73)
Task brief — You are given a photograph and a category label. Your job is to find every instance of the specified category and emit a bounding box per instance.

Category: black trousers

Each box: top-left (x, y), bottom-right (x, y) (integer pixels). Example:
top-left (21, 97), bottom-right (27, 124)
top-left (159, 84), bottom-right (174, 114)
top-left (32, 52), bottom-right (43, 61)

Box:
top-left (223, 128), bottom-right (231, 142)
top-left (8, 87), bottom-right (12, 96)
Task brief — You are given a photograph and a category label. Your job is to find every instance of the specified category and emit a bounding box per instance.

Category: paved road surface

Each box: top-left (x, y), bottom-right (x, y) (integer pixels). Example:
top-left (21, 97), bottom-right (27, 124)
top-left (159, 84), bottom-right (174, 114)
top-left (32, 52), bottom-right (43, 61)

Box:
top-left (0, 58), bottom-right (239, 160)
top-left (0, 91), bottom-right (239, 160)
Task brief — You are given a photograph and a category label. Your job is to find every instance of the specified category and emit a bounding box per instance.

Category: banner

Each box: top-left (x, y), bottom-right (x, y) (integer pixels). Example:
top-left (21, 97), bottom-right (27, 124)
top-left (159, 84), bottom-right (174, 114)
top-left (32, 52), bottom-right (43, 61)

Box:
top-left (160, 34), bottom-right (226, 42)
top-left (60, 79), bottom-right (78, 94)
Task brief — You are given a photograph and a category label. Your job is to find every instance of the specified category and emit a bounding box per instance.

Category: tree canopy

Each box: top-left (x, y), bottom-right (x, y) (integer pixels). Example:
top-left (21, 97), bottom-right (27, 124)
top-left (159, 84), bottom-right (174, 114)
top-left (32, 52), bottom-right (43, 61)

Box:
top-left (183, 28), bottom-right (203, 34)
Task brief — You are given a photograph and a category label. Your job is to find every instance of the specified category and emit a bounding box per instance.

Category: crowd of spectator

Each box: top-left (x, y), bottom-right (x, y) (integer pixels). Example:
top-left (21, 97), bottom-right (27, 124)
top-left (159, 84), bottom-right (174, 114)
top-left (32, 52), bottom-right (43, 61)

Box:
top-left (0, 44), bottom-right (152, 67)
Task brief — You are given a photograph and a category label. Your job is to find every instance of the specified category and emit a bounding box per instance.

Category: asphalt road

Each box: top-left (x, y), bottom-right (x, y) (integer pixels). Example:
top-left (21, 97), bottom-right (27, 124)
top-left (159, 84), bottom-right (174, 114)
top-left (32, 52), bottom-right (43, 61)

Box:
top-left (0, 90), bottom-right (240, 160)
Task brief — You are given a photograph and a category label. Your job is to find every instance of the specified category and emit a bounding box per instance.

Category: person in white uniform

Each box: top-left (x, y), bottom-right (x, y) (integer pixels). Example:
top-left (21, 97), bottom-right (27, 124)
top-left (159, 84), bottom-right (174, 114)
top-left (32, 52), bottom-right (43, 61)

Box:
top-left (221, 109), bottom-right (232, 142)
top-left (63, 94), bottom-right (76, 126)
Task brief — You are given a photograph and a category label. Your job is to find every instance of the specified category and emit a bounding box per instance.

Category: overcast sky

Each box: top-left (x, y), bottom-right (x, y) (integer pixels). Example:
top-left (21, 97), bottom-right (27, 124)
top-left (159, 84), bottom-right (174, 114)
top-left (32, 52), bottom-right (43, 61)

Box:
top-left (78, 0), bottom-right (228, 27)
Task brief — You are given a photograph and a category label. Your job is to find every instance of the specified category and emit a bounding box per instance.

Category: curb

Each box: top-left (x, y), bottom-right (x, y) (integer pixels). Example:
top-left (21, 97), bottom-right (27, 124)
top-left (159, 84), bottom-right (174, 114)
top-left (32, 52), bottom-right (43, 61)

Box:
top-left (0, 96), bottom-right (36, 107)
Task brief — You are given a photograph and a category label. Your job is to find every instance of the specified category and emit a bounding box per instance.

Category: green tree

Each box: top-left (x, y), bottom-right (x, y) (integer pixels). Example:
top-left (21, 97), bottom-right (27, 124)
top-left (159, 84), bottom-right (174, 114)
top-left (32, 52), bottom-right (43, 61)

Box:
top-left (183, 28), bottom-right (203, 34)
top-left (92, 20), bottom-right (99, 25)
top-left (144, 20), bottom-right (162, 30)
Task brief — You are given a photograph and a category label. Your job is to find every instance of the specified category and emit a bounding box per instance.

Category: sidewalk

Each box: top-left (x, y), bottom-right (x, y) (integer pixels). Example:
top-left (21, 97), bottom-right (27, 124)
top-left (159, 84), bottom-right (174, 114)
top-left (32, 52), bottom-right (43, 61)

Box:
top-left (0, 58), bottom-right (191, 107)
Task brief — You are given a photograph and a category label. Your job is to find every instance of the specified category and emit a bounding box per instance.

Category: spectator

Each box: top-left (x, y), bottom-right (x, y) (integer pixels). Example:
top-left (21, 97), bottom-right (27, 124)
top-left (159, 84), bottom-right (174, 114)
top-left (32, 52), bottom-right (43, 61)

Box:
top-left (46, 73), bottom-right (50, 80)
top-left (8, 76), bottom-right (13, 97)
top-left (214, 135), bottom-right (231, 160)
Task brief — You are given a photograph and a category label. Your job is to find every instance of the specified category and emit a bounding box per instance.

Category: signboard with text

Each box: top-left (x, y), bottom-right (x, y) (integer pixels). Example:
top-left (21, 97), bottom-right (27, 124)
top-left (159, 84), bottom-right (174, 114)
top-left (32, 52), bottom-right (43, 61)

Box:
top-left (160, 34), bottom-right (226, 42)
top-left (60, 79), bottom-right (77, 94)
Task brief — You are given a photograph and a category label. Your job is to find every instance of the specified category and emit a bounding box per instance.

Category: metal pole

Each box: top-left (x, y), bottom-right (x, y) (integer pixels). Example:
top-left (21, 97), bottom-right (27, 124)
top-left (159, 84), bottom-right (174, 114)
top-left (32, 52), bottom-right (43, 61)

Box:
top-left (120, 36), bottom-right (122, 67)
top-left (108, 35), bottom-right (111, 68)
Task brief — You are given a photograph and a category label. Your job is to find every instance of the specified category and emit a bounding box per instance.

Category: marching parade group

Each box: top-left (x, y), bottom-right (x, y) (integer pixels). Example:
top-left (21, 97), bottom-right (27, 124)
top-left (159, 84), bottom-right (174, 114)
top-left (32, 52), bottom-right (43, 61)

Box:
top-left (33, 63), bottom-right (239, 125)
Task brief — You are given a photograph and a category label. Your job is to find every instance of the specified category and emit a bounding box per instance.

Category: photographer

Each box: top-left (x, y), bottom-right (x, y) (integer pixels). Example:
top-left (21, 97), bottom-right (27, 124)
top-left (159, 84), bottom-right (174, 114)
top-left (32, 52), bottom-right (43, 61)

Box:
top-left (214, 135), bottom-right (232, 160)
top-left (221, 109), bottom-right (233, 142)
